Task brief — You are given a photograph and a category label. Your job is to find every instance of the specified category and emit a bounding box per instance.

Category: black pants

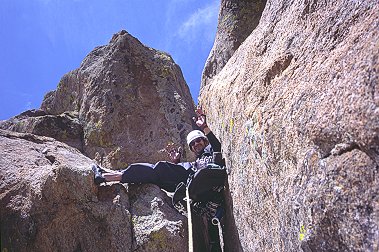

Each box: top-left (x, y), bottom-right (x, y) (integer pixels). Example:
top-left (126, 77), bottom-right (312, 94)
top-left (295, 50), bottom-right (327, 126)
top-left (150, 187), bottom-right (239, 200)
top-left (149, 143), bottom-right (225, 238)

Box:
top-left (120, 161), bottom-right (194, 192)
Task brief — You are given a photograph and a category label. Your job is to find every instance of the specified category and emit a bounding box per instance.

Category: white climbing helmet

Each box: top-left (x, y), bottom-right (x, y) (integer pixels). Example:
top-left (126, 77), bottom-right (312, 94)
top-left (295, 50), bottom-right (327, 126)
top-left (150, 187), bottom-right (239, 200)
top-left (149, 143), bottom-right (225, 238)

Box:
top-left (186, 130), bottom-right (207, 147)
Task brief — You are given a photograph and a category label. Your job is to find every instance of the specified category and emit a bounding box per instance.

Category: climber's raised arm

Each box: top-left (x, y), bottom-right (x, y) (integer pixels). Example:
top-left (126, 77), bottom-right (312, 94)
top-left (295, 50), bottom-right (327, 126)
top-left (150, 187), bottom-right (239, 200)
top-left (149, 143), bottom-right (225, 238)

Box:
top-left (192, 106), bottom-right (221, 152)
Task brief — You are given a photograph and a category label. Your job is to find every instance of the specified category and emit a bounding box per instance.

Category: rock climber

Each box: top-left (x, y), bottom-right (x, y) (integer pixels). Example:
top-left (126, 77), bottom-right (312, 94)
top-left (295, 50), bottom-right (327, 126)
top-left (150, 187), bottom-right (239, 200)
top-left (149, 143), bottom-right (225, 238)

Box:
top-left (91, 106), bottom-right (225, 251)
top-left (91, 106), bottom-right (222, 192)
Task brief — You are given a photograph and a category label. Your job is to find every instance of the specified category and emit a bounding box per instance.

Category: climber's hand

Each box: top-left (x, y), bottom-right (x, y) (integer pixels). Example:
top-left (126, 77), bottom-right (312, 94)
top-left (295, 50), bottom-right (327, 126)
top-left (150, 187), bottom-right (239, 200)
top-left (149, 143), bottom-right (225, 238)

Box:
top-left (165, 143), bottom-right (182, 164)
top-left (193, 106), bottom-right (208, 130)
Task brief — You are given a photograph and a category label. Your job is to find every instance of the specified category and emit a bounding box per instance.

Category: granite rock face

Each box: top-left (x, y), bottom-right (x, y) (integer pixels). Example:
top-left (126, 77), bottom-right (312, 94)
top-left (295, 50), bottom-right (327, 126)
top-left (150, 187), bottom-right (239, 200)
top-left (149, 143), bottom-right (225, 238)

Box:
top-left (200, 0), bottom-right (378, 251)
top-left (201, 0), bottom-right (267, 88)
top-left (41, 30), bottom-right (195, 169)
top-left (0, 130), bottom-right (188, 252)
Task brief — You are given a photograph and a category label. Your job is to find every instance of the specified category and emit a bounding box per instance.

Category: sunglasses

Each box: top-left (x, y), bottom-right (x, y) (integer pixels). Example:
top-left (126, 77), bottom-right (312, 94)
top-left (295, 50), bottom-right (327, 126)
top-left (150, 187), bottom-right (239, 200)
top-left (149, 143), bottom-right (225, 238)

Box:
top-left (190, 138), bottom-right (203, 147)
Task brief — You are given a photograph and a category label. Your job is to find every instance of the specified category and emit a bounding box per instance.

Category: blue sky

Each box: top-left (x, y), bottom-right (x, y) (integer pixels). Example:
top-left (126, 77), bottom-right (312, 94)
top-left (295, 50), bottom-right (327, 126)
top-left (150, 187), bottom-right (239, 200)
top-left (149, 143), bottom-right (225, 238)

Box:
top-left (0, 0), bottom-right (219, 120)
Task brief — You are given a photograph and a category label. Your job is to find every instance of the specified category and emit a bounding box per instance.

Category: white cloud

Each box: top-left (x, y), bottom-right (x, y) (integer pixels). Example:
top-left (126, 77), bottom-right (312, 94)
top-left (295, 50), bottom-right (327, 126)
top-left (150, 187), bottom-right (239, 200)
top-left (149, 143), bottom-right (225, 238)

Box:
top-left (177, 1), bottom-right (219, 44)
top-left (25, 101), bottom-right (32, 110)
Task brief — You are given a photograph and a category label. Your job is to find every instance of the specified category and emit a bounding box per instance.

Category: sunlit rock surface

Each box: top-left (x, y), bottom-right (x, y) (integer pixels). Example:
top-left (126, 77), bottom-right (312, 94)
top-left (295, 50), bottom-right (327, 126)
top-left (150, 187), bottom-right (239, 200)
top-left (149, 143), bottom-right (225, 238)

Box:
top-left (200, 0), bottom-right (378, 251)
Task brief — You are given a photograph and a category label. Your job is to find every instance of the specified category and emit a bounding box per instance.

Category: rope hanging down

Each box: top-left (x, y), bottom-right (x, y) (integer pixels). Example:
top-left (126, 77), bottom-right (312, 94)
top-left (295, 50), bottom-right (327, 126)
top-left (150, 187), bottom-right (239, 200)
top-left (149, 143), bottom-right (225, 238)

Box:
top-left (212, 213), bottom-right (225, 252)
top-left (186, 186), bottom-right (194, 252)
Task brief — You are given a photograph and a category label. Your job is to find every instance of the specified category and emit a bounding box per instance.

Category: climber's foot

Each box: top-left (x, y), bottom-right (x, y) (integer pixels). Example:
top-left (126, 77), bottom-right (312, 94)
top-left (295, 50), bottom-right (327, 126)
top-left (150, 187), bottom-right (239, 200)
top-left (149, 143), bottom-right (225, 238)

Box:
top-left (91, 164), bottom-right (106, 185)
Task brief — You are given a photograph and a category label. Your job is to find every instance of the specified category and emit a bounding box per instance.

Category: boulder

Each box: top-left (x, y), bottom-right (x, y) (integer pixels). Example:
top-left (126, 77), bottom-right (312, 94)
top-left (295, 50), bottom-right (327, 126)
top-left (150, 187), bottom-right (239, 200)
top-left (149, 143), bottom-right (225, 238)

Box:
top-left (0, 110), bottom-right (84, 152)
top-left (128, 184), bottom-right (187, 251)
top-left (200, 0), bottom-right (378, 251)
top-left (40, 30), bottom-right (195, 169)
top-left (0, 130), bottom-right (188, 252)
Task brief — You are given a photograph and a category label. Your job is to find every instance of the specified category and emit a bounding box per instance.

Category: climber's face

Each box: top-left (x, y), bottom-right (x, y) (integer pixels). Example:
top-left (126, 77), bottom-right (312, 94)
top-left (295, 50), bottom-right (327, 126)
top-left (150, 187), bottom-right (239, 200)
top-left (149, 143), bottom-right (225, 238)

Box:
top-left (190, 137), bottom-right (207, 155)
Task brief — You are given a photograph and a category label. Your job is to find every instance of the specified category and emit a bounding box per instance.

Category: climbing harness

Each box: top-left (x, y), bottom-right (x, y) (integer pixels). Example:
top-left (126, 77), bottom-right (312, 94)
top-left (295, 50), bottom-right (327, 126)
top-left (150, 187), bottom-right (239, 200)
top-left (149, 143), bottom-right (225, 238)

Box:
top-left (173, 163), bottom-right (227, 252)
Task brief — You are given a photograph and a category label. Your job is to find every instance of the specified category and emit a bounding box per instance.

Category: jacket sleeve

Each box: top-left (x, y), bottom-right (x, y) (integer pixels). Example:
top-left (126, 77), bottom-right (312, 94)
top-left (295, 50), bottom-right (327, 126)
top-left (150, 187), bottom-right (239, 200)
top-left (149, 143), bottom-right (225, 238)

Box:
top-left (206, 131), bottom-right (221, 152)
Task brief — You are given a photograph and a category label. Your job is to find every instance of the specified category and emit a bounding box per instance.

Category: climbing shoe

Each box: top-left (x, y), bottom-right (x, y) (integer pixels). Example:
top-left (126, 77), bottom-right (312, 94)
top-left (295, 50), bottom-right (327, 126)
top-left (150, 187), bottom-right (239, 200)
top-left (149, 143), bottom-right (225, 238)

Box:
top-left (91, 164), bottom-right (106, 185)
